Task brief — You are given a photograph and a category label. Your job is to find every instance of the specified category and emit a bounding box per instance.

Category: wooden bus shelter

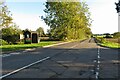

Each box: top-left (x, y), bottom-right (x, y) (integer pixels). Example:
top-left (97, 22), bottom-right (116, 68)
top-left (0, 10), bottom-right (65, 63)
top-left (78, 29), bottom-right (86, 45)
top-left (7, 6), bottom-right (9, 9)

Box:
top-left (23, 30), bottom-right (39, 44)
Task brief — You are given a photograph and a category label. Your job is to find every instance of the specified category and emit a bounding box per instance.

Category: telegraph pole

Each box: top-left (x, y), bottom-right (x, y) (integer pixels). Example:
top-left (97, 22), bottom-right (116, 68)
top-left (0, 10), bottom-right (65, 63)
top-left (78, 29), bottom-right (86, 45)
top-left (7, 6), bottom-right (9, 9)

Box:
top-left (115, 0), bottom-right (120, 31)
top-left (115, 0), bottom-right (120, 13)
top-left (115, 0), bottom-right (120, 79)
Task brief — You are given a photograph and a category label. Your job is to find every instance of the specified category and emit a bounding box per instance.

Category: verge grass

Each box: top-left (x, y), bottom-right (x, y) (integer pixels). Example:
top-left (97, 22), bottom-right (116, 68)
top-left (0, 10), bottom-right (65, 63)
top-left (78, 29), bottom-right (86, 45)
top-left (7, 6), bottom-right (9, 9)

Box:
top-left (100, 41), bottom-right (120, 48)
top-left (0, 38), bottom-right (88, 53)
top-left (96, 37), bottom-right (120, 49)
top-left (0, 41), bottom-right (58, 52)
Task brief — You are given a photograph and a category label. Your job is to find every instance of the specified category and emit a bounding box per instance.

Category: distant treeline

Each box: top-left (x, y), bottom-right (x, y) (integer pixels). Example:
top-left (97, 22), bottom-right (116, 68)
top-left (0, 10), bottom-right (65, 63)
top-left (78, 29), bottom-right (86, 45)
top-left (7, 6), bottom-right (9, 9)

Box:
top-left (93, 32), bottom-right (120, 38)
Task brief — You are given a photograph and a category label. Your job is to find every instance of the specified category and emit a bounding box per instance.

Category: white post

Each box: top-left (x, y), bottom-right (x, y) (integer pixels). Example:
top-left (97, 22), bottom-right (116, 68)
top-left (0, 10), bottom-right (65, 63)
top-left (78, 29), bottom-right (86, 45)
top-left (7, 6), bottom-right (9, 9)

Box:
top-left (118, 12), bottom-right (120, 32)
top-left (118, 0), bottom-right (120, 32)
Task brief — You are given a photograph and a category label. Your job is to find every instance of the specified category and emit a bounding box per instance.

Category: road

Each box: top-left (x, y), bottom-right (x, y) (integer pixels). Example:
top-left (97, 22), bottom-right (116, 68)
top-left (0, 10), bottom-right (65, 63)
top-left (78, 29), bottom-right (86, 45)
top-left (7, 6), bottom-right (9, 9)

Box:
top-left (1, 38), bottom-right (119, 79)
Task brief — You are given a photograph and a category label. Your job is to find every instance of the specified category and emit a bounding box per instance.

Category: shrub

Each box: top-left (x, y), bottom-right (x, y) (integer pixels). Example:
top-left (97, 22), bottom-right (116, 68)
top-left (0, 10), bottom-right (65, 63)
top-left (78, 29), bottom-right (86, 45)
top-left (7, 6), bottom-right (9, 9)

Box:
top-left (0, 39), bottom-right (8, 45)
top-left (96, 37), bottom-right (106, 43)
top-left (113, 32), bottom-right (120, 38)
top-left (2, 26), bottom-right (21, 44)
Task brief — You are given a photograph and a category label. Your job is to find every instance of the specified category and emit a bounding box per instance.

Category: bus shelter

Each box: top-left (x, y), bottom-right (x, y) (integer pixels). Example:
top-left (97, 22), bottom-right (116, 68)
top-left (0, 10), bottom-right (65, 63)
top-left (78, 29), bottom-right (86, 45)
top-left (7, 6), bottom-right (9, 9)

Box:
top-left (23, 30), bottom-right (39, 44)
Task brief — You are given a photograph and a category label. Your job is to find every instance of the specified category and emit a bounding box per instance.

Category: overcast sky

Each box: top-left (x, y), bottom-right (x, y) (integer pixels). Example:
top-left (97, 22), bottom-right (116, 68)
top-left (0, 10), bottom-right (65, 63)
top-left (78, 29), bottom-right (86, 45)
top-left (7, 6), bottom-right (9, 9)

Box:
top-left (6, 0), bottom-right (118, 34)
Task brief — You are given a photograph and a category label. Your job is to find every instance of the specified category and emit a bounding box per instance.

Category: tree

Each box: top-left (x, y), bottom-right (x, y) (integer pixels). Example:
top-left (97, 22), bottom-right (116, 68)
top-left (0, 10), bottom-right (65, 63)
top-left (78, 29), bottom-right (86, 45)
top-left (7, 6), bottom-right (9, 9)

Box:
top-left (36, 27), bottom-right (45, 37)
top-left (2, 23), bottom-right (22, 44)
top-left (0, 2), bottom-right (22, 44)
top-left (103, 33), bottom-right (112, 38)
top-left (113, 32), bottom-right (120, 38)
top-left (43, 1), bottom-right (92, 40)
top-left (0, 2), bottom-right (13, 29)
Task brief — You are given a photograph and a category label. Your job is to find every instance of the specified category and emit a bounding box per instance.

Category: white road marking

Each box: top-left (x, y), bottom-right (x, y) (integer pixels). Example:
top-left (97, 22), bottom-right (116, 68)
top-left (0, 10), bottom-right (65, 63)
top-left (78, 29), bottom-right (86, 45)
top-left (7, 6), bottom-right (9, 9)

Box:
top-left (22, 51), bottom-right (28, 53)
top-left (0, 56), bottom-right (50, 79)
top-left (25, 48), bottom-right (36, 51)
top-left (91, 70), bottom-right (94, 72)
top-left (98, 55), bottom-right (100, 59)
top-left (71, 44), bottom-right (79, 48)
top-left (96, 72), bottom-right (99, 76)
top-left (97, 65), bottom-right (99, 68)
top-left (10, 52), bottom-right (20, 55)
top-left (98, 60), bottom-right (100, 64)
top-left (1, 54), bottom-right (11, 57)
top-left (102, 47), bottom-right (110, 49)
top-left (98, 47), bottom-right (100, 52)
top-left (95, 47), bottom-right (100, 79)
top-left (43, 41), bottom-right (72, 48)
top-left (95, 72), bottom-right (99, 79)
top-left (95, 75), bottom-right (98, 79)
top-left (98, 52), bottom-right (99, 55)
top-left (97, 67), bottom-right (99, 70)
top-left (93, 60), bottom-right (97, 63)
top-left (3, 54), bottom-right (11, 57)
top-left (2, 52), bottom-right (20, 58)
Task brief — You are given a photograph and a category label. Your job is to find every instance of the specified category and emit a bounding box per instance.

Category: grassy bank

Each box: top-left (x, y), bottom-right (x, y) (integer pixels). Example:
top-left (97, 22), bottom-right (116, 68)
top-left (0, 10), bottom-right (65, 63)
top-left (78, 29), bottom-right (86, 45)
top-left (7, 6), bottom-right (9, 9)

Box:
top-left (96, 37), bottom-right (120, 48)
top-left (0, 41), bottom-right (59, 52)
top-left (0, 38), bottom-right (87, 53)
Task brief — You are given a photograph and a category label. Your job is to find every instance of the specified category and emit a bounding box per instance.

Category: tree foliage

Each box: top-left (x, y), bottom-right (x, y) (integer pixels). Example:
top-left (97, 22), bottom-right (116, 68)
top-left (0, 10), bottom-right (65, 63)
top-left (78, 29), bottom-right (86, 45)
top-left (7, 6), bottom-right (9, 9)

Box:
top-left (113, 32), bottom-right (120, 38)
top-left (0, 39), bottom-right (8, 45)
top-left (43, 1), bottom-right (92, 40)
top-left (0, 2), bottom-right (22, 44)
top-left (0, 2), bottom-right (13, 29)
top-left (36, 27), bottom-right (45, 37)
top-left (2, 24), bottom-right (21, 44)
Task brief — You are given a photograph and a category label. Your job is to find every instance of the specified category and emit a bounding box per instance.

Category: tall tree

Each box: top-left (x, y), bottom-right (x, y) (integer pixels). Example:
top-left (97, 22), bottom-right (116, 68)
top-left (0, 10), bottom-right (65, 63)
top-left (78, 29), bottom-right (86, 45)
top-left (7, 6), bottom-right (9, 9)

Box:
top-left (0, 2), bottom-right (22, 44)
top-left (0, 2), bottom-right (13, 29)
top-left (113, 32), bottom-right (120, 38)
top-left (43, 0), bottom-right (92, 40)
top-left (2, 23), bottom-right (22, 44)
top-left (36, 27), bottom-right (45, 37)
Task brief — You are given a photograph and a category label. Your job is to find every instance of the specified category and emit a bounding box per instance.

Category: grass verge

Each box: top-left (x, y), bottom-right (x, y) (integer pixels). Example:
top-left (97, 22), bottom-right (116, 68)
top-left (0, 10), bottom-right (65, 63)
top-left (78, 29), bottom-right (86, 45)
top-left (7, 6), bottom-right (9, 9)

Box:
top-left (98, 42), bottom-right (120, 48)
top-left (0, 39), bottom-right (87, 53)
top-left (0, 41), bottom-right (59, 52)
top-left (96, 37), bottom-right (120, 49)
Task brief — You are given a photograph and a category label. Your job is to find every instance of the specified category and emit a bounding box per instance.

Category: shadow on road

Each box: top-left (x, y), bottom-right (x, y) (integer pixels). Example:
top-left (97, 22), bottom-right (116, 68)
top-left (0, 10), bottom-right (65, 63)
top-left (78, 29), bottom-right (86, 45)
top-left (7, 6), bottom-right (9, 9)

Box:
top-left (1, 39), bottom-right (119, 79)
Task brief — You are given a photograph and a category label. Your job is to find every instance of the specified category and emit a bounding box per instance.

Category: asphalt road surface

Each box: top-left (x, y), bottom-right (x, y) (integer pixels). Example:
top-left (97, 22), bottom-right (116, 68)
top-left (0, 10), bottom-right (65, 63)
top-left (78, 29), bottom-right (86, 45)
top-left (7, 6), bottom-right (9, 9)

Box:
top-left (1, 38), bottom-right (119, 79)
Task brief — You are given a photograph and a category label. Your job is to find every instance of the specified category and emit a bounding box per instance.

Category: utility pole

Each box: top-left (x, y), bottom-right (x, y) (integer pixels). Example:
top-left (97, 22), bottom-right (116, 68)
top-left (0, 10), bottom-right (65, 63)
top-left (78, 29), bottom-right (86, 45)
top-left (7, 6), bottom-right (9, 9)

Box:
top-left (38, 16), bottom-right (44, 42)
top-left (115, 0), bottom-right (120, 13)
top-left (115, 0), bottom-right (120, 33)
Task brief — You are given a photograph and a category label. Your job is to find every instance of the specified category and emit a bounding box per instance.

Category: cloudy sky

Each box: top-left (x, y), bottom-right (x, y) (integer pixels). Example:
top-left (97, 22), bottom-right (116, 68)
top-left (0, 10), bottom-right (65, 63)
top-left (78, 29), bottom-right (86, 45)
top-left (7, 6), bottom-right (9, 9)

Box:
top-left (6, 0), bottom-right (118, 34)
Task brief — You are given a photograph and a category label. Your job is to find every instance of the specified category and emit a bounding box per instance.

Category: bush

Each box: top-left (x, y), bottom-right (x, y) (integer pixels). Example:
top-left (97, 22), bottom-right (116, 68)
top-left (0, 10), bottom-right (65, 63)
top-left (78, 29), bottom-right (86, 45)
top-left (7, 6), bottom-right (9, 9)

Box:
top-left (113, 32), bottom-right (120, 38)
top-left (2, 26), bottom-right (21, 44)
top-left (2, 35), bottom-right (20, 44)
top-left (0, 39), bottom-right (8, 45)
top-left (96, 37), bottom-right (106, 43)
